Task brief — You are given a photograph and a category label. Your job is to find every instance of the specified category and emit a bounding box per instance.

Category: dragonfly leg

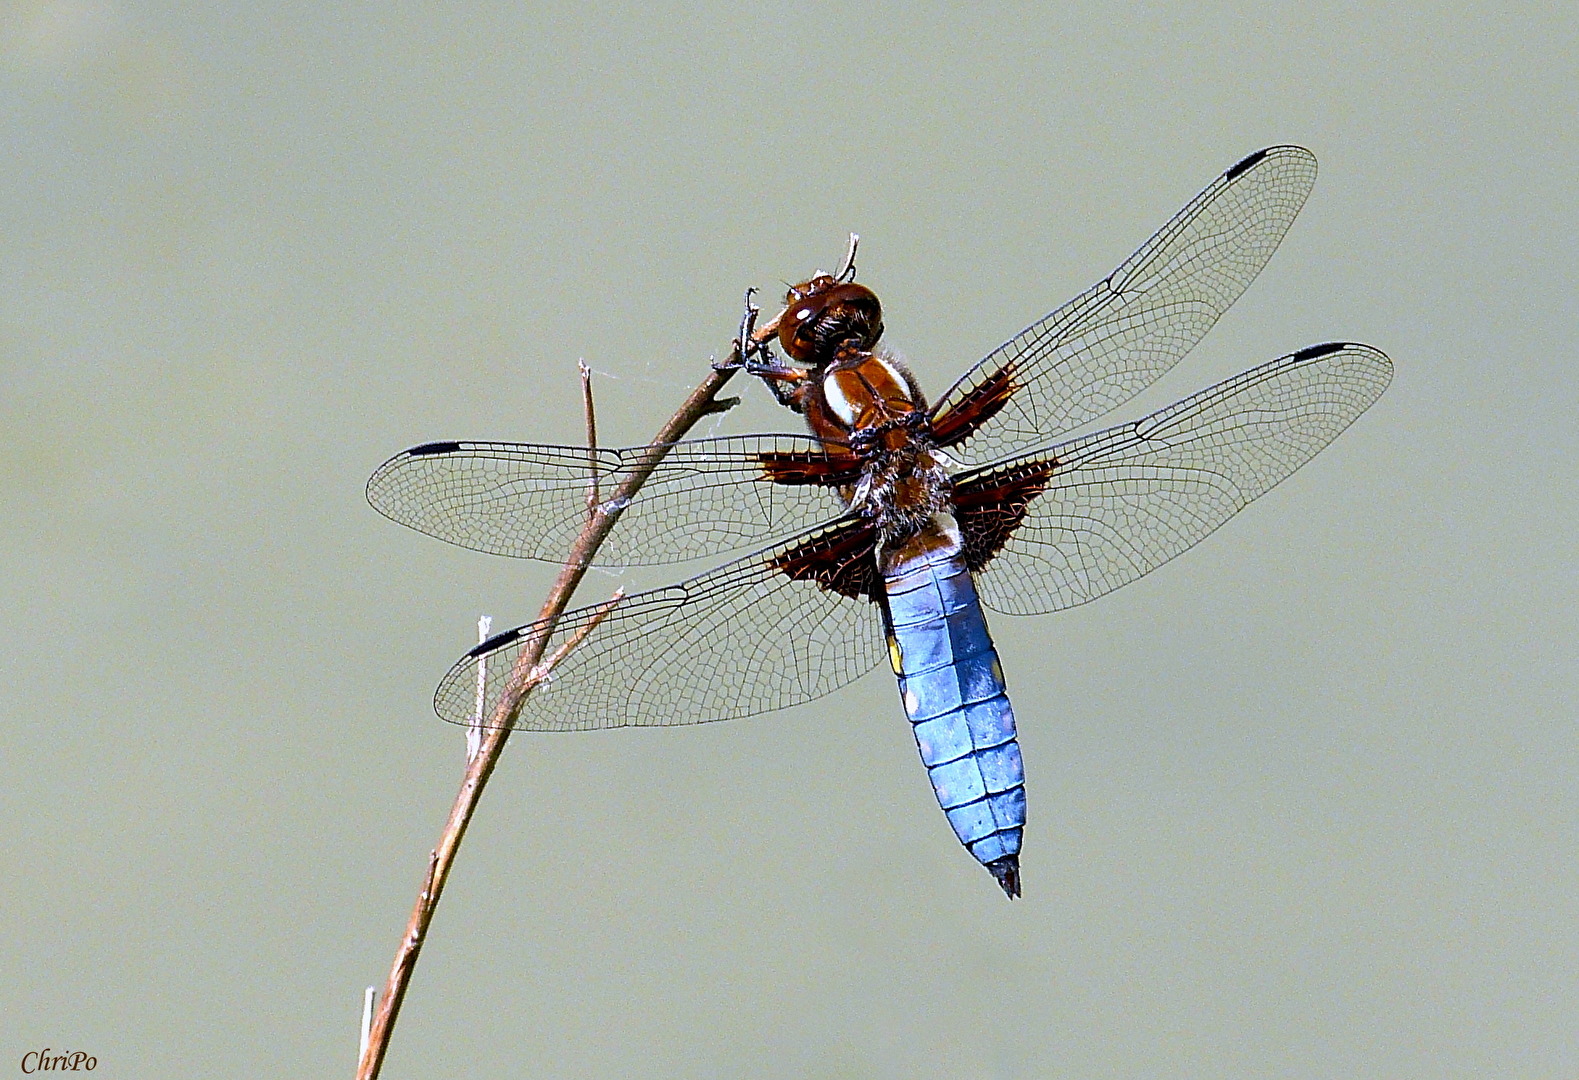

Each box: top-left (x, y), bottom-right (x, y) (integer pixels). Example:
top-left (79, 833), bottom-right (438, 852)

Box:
top-left (713, 287), bottom-right (773, 365)
top-left (712, 287), bottom-right (812, 410)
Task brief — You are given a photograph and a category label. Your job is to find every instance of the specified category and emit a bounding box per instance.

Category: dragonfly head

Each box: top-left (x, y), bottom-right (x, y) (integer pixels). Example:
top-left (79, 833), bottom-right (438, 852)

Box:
top-left (759, 276), bottom-right (884, 366)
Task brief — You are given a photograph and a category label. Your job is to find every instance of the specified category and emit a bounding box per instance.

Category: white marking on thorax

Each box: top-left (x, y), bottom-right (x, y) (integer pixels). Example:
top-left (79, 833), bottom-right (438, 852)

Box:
top-left (822, 356), bottom-right (915, 429)
top-left (822, 373), bottom-right (858, 426)
top-left (870, 356), bottom-right (910, 397)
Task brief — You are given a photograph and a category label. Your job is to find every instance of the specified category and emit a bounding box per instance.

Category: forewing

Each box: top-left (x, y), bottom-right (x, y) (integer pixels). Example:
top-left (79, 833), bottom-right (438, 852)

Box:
top-left (958, 343), bottom-right (1392, 616)
top-left (931, 146), bottom-right (1319, 463)
top-left (367, 434), bottom-right (853, 566)
top-left (434, 518), bottom-right (886, 731)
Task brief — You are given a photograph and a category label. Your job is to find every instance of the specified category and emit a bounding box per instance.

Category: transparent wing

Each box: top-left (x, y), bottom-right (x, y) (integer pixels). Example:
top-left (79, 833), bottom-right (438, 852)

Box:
top-left (367, 434), bottom-right (852, 567)
top-left (435, 519), bottom-right (886, 731)
top-left (962, 343), bottom-right (1392, 616)
top-left (932, 145), bottom-right (1319, 464)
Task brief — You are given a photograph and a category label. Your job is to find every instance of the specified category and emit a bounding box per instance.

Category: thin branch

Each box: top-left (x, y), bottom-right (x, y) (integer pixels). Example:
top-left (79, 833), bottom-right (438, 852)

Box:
top-left (359, 987), bottom-right (374, 1062)
top-left (518, 589), bottom-right (623, 698)
top-left (479, 588), bottom-right (624, 731)
top-left (579, 359), bottom-right (599, 521)
top-left (466, 615), bottom-right (492, 764)
top-left (356, 359), bottom-right (739, 1080)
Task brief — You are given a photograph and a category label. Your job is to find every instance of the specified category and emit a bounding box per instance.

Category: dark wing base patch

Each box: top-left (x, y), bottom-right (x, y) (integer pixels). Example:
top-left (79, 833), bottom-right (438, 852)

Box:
top-left (757, 449), bottom-right (864, 487)
top-left (930, 361), bottom-right (1019, 449)
top-left (953, 459), bottom-right (1058, 572)
top-left (769, 517), bottom-right (880, 600)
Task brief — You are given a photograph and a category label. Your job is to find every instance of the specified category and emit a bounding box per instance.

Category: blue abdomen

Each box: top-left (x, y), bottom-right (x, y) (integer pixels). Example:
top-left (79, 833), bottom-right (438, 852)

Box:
top-left (884, 534), bottom-right (1025, 894)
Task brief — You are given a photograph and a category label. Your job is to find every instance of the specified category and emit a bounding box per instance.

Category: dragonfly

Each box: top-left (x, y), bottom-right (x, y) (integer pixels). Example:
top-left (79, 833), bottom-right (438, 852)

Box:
top-left (368, 146), bottom-right (1391, 899)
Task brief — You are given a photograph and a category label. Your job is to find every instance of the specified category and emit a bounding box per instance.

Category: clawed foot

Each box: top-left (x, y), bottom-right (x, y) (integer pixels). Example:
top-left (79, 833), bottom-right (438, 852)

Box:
top-left (711, 285), bottom-right (808, 412)
top-left (714, 286), bottom-right (797, 378)
top-left (713, 288), bottom-right (767, 372)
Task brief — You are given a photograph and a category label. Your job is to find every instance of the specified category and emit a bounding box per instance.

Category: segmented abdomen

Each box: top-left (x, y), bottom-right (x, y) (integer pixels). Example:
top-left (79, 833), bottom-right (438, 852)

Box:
top-left (884, 540), bottom-right (1025, 870)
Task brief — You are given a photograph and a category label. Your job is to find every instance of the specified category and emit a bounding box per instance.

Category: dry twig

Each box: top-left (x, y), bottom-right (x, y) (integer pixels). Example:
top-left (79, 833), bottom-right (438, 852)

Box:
top-left (355, 360), bottom-right (739, 1079)
top-left (579, 359), bottom-right (599, 520)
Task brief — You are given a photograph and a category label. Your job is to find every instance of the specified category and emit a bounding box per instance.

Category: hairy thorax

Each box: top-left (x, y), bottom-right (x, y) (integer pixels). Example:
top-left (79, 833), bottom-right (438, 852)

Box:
top-left (807, 345), bottom-right (952, 545)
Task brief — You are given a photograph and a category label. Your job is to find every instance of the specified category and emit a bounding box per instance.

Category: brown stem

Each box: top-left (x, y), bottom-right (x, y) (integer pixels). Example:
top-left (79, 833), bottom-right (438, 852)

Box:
top-left (356, 360), bottom-right (739, 1079)
top-left (579, 360), bottom-right (599, 521)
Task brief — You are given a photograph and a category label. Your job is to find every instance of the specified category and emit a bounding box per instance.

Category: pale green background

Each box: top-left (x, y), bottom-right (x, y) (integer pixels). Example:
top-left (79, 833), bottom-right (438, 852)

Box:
top-left (2, 2), bottom-right (1574, 1077)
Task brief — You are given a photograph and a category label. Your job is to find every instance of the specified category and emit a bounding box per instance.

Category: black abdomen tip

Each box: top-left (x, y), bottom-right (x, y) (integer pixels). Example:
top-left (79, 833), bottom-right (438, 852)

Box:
top-left (987, 855), bottom-right (1021, 899)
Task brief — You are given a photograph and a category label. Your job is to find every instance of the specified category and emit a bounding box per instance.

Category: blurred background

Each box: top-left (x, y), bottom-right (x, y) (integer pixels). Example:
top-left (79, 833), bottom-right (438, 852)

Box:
top-left (1, 2), bottom-right (1574, 1077)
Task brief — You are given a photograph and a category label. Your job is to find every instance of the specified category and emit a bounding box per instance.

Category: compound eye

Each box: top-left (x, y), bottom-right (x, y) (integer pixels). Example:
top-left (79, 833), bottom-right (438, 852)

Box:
top-left (779, 298), bottom-right (827, 361)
